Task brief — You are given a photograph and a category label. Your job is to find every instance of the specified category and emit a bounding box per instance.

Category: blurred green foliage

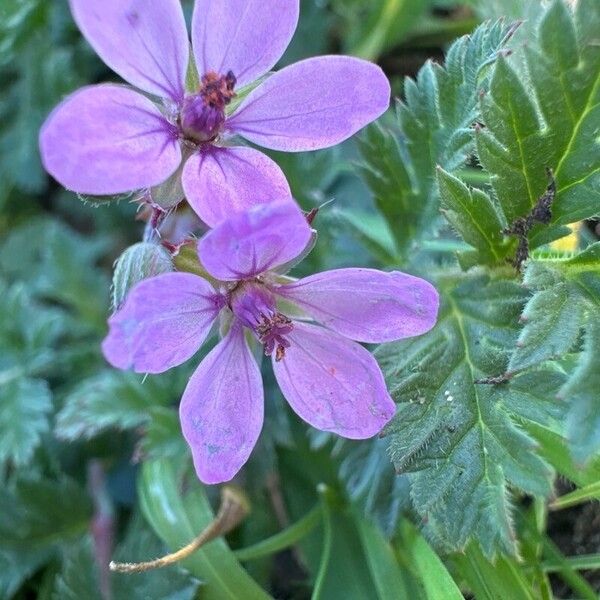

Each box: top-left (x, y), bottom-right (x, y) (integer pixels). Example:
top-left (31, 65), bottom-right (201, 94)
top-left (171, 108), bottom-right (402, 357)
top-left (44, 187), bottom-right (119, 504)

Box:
top-left (1, 0), bottom-right (599, 598)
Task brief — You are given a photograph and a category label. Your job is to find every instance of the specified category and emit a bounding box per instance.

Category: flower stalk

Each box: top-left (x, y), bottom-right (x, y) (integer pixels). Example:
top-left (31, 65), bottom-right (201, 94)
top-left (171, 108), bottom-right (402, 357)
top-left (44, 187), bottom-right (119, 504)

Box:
top-left (110, 486), bottom-right (249, 574)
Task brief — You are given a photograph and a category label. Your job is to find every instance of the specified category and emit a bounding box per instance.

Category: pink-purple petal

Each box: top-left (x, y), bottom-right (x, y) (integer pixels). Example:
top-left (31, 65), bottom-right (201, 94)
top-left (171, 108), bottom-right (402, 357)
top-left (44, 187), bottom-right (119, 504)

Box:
top-left (276, 268), bottom-right (439, 343)
top-left (198, 201), bottom-right (311, 281)
top-left (179, 325), bottom-right (264, 484)
top-left (192, 0), bottom-right (299, 89)
top-left (273, 322), bottom-right (395, 439)
top-left (182, 146), bottom-right (292, 227)
top-left (102, 273), bottom-right (221, 374)
top-left (40, 85), bottom-right (181, 195)
top-left (69, 0), bottom-right (188, 102)
top-left (227, 56), bottom-right (391, 151)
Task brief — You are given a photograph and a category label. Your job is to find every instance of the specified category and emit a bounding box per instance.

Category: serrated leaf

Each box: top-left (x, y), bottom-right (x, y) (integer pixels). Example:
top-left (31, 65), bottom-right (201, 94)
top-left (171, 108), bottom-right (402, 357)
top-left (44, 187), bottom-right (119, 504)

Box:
top-left (52, 538), bottom-right (103, 600)
top-left (139, 406), bottom-right (188, 460)
top-left (0, 1), bottom-right (97, 193)
top-left (0, 377), bottom-right (51, 466)
top-left (376, 274), bottom-right (564, 555)
top-left (358, 19), bottom-right (518, 256)
top-left (509, 243), bottom-right (600, 373)
top-left (0, 546), bottom-right (51, 600)
top-left (55, 370), bottom-right (187, 442)
top-left (0, 476), bottom-right (91, 548)
top-left (0, 281), bottom-right (66, 375)
top-left (113, 517), bottom-right (199, 600)
top-left (0, 218), bottom-right (110, 327)
top-left (52, 522), bottom-right (198, 600)
top-left (477, 0), bottom-right (600, 234)
top-left (562, 320), bottom-right (600, 464)
top-left (357, 123), bottom-right (420, 254)
top-left (437, 167), bottom-right (510, 268)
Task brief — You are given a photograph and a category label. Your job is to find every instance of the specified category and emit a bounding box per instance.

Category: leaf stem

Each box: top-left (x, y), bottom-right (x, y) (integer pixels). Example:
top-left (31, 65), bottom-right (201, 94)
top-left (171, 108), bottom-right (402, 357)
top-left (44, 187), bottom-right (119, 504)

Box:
top-left (234, 505), bottom-right (322, 562)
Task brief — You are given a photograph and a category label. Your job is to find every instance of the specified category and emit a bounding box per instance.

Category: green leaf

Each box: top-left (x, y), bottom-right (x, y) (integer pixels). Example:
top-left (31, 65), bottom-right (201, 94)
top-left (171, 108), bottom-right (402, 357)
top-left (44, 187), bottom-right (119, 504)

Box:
top-left (52, 521), bottom-right (198, 600)
top-left (112, 516), bottom-right (199, 600)
top-left (543, 553), bottom-right (600, 573)
top-left (0, 476), bottom-right (91, 548)
top-left (520, 516), bottom-right (598, 600)
top-left (437, 167), bottom-right (509, 268)
top-left (525, 421), bottom-right (600, 488)
top-left (563, 320), bottom-right (600, 464)
top-left (508, 243), bottom-right (600, 463)
top-left (0, 546), bottom-right (52, 599)
top-left (358, 19), bottom-right (518, 256)
top-left (397, 520), bottom-right (463, 600)
top-left (452, 543), bottom-right (536, 600)
top-left (138, 406), bottom-right (188, 460)
top-left (0, 218), bottom-right (110, 327)
top-left (508, 244), bottom-right (600, 373)
top-left (377, 274), bottom-right (564, 555)
top-left (312, 486), bottom-right (382, 599)
top-left (0, 1), bottom-right (94, 194)
top-left (55, 370), bottom-right (186, 442)
top-left (357, 123), bottom-right (420, 255)
top-left (0, 281), bottom-right (66, 375)
top-left (332, 208), bottom-right (399, 265)
top-left (51, 538), bottom-right (103, 600)
top-left (338, 438), bottom-right (411, 537)
top-left (477, 0), bottom-right (600, 231)
top-left (356, 516), bottom-right (414, 600)
top-left (0, 377), bottom-right (51, 467)
top-left (139, 457), bottom-right (271, 600)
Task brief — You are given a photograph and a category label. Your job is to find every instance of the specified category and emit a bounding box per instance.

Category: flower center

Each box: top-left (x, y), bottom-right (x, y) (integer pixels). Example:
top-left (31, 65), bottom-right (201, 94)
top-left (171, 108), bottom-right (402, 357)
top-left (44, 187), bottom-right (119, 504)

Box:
top-left (256, 313), bottom-right (293, 361)
top-left (180, 71), bottom-right (237, 143)
top-left (229, 282), bottom-right (293, 361)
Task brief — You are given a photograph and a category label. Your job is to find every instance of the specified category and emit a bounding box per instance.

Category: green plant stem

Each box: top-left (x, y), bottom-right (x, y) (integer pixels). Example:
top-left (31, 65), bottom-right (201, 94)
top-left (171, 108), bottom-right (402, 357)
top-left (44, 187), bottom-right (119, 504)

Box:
top-left (539, 538), bottom-right (597, 600)
top-left (533, 499), bottom-right (553, 600)
top-left (234, 506), bottom-right (322, 562)
top-left (543, 554), bottom-right (600, 573)
top-left (352, 0), bottom-right (406, 61)
top-left (550, 480), bottom-right (600, 510)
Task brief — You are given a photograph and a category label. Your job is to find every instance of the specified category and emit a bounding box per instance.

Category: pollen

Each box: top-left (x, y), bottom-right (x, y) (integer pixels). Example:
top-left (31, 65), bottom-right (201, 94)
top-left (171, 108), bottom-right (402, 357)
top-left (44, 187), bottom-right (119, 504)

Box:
top-left (200, 70), bottom-right (237, 109)
top-left (180, 71), bottom-right (237, 143)
top-left (256, 313), bottom-right (293, 361)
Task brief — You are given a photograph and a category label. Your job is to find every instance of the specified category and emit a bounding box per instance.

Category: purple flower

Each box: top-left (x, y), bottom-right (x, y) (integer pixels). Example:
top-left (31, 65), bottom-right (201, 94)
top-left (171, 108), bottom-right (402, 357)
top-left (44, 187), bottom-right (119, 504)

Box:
top-left (102, 202), bottom-right (439, 484)
top-left (39, 0), bottom-right (390, 227)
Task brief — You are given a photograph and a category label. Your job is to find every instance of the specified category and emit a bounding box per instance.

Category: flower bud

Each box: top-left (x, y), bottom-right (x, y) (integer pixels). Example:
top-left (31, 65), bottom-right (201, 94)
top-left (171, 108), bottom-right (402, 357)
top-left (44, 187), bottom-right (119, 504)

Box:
top-left (112, 242), bottom-right (173, 310)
